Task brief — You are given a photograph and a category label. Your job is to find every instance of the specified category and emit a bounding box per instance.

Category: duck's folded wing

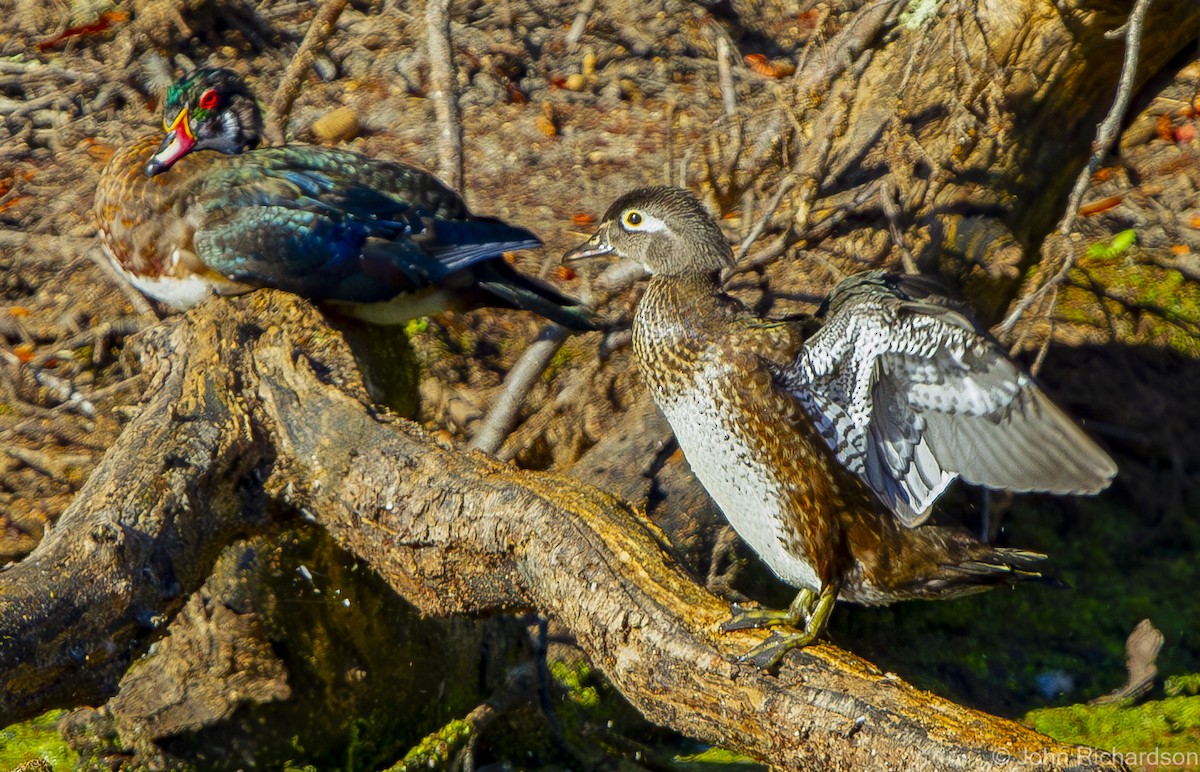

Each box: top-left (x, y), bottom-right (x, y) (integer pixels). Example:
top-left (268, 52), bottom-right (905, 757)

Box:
top-left (189, 158), bottom-right (539, 303)
top-left (784, 275), bottom-right (1116, 526)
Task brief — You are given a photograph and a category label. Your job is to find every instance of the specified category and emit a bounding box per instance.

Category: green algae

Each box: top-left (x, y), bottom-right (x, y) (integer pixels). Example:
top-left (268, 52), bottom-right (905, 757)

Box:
top-left (1165, 674), bottom-right (1200, 698)
top-left (674, 746), bottom-right (762, 768)
top-left (386, 718), bottom-right (473, 772)
top-left (1027, 696), bottom-right (1200, 760)
top-left (0, 710), bottom-right (79, 770)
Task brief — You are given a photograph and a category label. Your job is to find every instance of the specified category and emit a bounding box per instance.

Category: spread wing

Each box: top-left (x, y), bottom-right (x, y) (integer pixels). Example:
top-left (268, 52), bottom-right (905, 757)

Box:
top-left (187, 147), bottom-right (540, 303)
top-left (780, 272), bottom-right (1117, 526)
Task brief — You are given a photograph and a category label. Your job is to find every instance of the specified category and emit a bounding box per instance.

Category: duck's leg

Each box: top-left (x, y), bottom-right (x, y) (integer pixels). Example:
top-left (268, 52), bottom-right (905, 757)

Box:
top-left (720, 587), bottom-right (817, 631)
top-left (725, 584), bottom-right (839, 670)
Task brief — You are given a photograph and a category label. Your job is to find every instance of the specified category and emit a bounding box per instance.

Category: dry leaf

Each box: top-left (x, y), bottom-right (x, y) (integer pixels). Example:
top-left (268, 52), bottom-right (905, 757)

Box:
top-left (1078, 195), bottom-right (1123, 217)
top-left (744, 54), bottom-right (795, 79)
top-left (535, 103), bottom-right (558, 137)
top-left (1156, 113), bottom-right (1174, 142)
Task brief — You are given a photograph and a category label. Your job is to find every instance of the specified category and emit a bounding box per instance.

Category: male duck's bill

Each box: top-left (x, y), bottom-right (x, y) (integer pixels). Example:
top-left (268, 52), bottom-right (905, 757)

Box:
top-left (146, 107), bottom-right (196, 177)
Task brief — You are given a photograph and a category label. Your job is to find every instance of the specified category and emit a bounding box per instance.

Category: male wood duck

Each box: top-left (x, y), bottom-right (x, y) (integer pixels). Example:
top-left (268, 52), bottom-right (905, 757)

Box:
top-left (565, 186), bottom-right (1116, 668)
top-left (94, 68), bottom-right (596, 330)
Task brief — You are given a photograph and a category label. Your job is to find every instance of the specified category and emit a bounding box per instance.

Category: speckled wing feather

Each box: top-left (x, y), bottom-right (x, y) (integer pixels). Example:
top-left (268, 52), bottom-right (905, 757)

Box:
top-left (780, 271), bottom-right (1117, 526)
top-left (185, 147), bottom-right (540, 303)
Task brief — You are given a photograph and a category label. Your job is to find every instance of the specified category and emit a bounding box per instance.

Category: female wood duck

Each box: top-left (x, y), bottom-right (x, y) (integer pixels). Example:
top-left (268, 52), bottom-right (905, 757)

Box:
top-left (565, 186), bottom-right (1116, 668)
top-left (94, 68), bottom-right (596, 331)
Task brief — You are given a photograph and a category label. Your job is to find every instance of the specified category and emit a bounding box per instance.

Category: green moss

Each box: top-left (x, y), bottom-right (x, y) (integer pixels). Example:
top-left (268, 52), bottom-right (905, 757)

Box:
top-left (542, 343), bottom-right (581, 383)
top-left (0, 710), bottom-right (79, 770)
top-left (550, 659), bottom-right (602, 710)
top-left (1166, 674), bottom-right (1200, 697)
top-left (674, 746), bottom-right (762, 767)
top-left (1055, 249), bottom-right (1200, 356)
top-left (1027, 696), bottom-right (1200, 756)
top-left (387, 718), bottom-right (473, 771)
top-left (1086, 230), bottom-right (1137, 259)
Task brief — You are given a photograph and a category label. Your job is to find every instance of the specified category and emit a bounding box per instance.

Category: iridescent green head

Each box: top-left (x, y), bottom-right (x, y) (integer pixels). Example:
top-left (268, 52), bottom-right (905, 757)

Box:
top-left (146, 68), bottom-right (263, 177)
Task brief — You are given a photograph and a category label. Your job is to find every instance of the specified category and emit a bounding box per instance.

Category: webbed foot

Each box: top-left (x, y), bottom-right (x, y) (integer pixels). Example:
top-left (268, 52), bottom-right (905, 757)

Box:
top-left (720, 588), bottom-right (816, 632)
top-left (737, 630), bottom-right (819, 670)
top-left (724, 585), bottom-right (838, 670)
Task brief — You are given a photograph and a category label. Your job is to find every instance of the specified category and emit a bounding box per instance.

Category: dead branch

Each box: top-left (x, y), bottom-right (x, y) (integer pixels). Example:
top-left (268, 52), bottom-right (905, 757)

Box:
top-left (469, 325), bottom-right (569, 455)
top-left (715, 35), bottom-right (737, 119)
top-left (265, 0), bottom-right (349, 145)
top-left (564, 0), bottom-right (595, 51)
top-left (424, 0), bottom-right (464, 192)
top-left (997, 0), bottom-right (1155, 338)
top-left (0, 293), bottom-right (1123, 770)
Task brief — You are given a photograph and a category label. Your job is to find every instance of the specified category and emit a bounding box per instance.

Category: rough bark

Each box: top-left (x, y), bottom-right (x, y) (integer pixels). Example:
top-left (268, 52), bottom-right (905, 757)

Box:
top-left (709, 0), bottom-right (1200, 323)
top-left (0, 293), bottom-right (1125, 770)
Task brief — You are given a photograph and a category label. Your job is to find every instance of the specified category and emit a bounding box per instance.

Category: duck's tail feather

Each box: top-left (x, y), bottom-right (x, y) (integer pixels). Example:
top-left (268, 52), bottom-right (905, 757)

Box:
top-left (474, 260), bottom-right (599, 332)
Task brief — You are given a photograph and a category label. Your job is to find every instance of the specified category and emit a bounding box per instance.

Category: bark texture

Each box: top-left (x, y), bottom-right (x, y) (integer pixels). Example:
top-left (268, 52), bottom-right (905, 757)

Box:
top-left (707, 0), bottom-right (1200, 323)
top-left (0, 293), bottom-right (1124, 770)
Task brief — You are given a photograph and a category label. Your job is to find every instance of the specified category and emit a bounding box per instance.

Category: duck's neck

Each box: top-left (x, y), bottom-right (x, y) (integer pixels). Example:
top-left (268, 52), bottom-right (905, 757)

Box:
top-left (633, 271), bottom-right (730, 394)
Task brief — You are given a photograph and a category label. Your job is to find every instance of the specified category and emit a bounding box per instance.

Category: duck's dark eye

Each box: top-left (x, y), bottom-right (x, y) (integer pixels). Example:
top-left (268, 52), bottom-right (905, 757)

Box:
top-left (198, 89), bottom-right (220, 110)
top-left (624, 211), bottom-right (642, 227)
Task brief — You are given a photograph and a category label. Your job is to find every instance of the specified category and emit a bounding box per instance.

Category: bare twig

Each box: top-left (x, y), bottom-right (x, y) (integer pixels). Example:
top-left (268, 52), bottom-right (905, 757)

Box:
top-left (265, 0), bottom-right (349, 145)
top-left (716, 35), bottom-right (738, 119)
top-left (731, 176), bottom-right (796, 267)
top-left (425, 0), bottom-right (465, 193)
top-left (881, 180), bottom-right (919, 273)
top-left (0, 93), bottom-right (72, 119)
top-left (1058, 0), bottom-right (1152, 233)
top-left (392, 662), bottom-right (537, 771)
top-left (84, 245), bottom-right (158, 318)
top-left (997, 0), bottom-right (1153, 338)
top-left (564, 0), bottom-right (596, 51)
top-left (0, 61), bottom-right (101, 83)
top-left (468, 325), bottom-right (569, 455)
top-left (794, 0), bottom-right (900, 95)
top-left (30, 319), bottom-right (147, 370)
top-left (0, 444), bottom-right (94, 485)
top-left (469, 260), bottom-right (647, 458)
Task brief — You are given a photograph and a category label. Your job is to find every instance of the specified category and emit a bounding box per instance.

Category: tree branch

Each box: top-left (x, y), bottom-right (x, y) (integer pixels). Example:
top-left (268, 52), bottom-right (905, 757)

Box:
top-left (265, 0), bottom-right (349, 145)
top-left (997, 0), bottom-right (1156, 338)
top-left (424, 0), bottom-right (464, 192)
top-left (0, 294), bottom-right (1123, 769)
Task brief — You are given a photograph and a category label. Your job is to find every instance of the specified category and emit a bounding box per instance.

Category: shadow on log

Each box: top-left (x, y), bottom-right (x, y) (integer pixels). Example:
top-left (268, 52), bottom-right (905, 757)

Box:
top-left (0, 292), bottom-right (1125, 769)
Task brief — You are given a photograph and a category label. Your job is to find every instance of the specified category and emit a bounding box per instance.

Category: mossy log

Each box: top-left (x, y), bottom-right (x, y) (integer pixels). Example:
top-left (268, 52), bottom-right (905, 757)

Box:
top-left (0, 293), bottom-right (1123, 770)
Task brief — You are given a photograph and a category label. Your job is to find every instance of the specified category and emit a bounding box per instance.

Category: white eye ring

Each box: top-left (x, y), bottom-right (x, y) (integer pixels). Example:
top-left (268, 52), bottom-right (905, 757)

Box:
top-left (621, 210), bottom-right (668, 233)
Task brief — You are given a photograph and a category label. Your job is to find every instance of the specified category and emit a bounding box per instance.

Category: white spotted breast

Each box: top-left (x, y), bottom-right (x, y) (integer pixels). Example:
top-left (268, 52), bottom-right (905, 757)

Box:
top-left (654, 358), bottom-right (822, 592)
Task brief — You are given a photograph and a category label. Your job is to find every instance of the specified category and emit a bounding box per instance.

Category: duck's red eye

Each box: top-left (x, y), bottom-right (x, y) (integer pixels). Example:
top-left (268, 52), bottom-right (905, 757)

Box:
top-left (198, 89), bottom-right (219, 110)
